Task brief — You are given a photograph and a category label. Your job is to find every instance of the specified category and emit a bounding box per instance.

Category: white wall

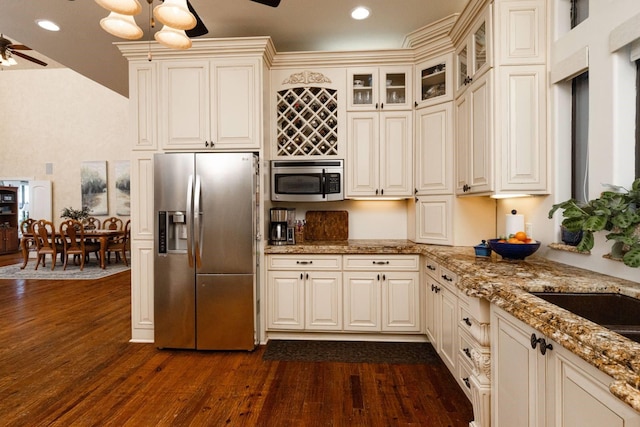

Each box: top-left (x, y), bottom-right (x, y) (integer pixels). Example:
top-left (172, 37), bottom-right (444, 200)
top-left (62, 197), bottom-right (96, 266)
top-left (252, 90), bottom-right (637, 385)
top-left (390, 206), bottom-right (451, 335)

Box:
top-left (500, 0), bottom-right (640, 283)
top-left (0, 68), bottom-right (130, 226)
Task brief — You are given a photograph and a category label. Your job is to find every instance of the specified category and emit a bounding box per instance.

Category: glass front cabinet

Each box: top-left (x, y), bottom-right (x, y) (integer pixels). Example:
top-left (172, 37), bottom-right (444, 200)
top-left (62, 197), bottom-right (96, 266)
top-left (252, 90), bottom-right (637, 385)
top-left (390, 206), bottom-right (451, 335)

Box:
top-left (415, 54), bottom-right (453, 108)
top-left (347, 66), bottom-right (412, 111)
top-left (455, 7), bottom-right (492, 97)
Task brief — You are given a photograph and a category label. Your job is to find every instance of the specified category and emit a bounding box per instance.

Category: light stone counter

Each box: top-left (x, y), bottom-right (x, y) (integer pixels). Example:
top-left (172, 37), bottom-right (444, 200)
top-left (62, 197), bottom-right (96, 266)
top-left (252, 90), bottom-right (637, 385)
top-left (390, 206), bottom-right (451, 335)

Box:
top-left (265, 239), bottom-right (640, 411)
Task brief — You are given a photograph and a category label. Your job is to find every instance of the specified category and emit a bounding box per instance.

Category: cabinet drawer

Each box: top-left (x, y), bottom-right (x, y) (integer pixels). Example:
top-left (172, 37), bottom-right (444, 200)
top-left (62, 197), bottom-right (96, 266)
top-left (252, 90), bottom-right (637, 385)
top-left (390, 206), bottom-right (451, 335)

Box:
top-left (458, 291), bottom-right (490, 324)
top-left (457, 355), bottom-right (473, 401)
top-left (268, 255), bottom-right (342, 270)
top-left (439, 265), bottom-right (457, 284)
top-left (343, 255), bottom-right (419, 271)
top-left (458, 327), bottom-right (477, 365)
top-left (424, 257), bottom-right (440, 279)
top-left (459, 301), bottom-right (474, 333)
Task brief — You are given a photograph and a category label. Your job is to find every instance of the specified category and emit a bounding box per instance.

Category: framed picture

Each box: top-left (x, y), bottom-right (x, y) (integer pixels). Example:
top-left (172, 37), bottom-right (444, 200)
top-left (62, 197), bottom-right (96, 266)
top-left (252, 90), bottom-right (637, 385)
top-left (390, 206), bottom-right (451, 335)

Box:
top-left (114, 160), bottom-right (130, 216)
top-left (81, 161), bottom-right (108, 215)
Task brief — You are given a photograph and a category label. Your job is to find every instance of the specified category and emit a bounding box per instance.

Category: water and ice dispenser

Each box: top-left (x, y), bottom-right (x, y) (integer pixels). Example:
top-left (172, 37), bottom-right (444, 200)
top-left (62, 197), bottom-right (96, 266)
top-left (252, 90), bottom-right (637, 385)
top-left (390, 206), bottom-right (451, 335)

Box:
top-left (158, 211), bottom-right (188, 254)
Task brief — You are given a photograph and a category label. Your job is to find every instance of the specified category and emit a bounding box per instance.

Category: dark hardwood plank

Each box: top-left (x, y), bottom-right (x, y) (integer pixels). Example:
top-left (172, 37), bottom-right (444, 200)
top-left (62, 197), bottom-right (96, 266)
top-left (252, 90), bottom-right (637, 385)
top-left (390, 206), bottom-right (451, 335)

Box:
top-left (0, 253), bottom-right (473, 426)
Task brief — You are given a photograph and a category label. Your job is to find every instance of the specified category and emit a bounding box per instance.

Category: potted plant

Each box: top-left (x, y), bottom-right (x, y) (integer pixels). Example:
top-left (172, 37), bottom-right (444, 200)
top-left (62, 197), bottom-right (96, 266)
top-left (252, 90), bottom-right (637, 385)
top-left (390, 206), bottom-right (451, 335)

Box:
top-left (548, 178), bottom-right (640, 267)
top-left (60, 206), bottom-right (92, 222)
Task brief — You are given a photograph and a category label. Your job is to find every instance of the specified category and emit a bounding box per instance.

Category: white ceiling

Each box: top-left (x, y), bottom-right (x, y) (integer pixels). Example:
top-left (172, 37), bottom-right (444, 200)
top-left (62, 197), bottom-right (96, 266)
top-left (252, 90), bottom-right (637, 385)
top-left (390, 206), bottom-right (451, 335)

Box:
top-left (0, 0), bottom-right (468, 97)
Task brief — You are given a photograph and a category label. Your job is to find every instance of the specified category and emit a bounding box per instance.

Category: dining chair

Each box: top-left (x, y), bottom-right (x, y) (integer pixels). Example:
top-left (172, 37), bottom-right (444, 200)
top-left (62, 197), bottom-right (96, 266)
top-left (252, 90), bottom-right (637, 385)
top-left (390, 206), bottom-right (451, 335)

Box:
top-left (102, 217), bottom-right (124, 231)
top-left (33, 219), bottom-right (62, 270)
top-left (19, 218), bottom-right (37, 269)
top-left (85, 216), bottom-right (101, 230)
top-left (59, 219), bottom-right (101, 271)
top-left (106, 219), bottom-right (131, 266)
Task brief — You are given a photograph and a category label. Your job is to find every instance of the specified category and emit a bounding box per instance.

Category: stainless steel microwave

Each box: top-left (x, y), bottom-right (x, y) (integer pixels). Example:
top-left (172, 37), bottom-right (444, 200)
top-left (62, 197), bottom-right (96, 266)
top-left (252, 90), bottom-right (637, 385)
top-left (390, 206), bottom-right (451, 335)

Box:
top-left (271, 159), bottom-right (344, 202)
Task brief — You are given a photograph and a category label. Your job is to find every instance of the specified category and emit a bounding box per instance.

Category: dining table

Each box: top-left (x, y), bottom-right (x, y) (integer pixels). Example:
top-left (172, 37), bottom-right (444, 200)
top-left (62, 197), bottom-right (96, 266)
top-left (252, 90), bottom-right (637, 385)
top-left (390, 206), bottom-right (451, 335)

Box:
top-left (20, 229), bottom-right (126, 270)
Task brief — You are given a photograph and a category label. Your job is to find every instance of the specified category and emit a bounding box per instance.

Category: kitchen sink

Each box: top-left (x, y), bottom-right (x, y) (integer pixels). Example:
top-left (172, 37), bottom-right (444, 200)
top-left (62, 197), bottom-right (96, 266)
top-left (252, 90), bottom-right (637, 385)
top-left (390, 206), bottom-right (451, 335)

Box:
top-left (531, 292), bottom-right (640, 343)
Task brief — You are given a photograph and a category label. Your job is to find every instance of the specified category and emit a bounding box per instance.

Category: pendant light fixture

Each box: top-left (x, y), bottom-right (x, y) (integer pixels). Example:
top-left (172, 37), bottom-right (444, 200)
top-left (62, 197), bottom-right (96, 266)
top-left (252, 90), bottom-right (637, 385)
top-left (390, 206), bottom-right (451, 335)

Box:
top-left (154, 24), bottom-right (192, 49)
top-left (153, 0), bottom-right (196, 30)
top-left (95, 0), bottom-right (142, 15)
top-left (100, 11), bottom-right (144, 40)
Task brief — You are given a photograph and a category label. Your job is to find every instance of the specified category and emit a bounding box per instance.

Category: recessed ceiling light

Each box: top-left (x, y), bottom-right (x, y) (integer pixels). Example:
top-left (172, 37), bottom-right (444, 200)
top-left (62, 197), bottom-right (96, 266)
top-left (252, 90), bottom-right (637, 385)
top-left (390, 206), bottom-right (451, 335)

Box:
top-left (351, 6), bottom-right (370, 20)
top-left (36, 19), bottom-right (60, 31)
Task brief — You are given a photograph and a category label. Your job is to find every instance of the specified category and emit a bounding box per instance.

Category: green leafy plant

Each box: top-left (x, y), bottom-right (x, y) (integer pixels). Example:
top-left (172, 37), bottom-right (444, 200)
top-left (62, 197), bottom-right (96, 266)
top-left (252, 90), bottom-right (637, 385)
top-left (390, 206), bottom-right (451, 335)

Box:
top-left (60, 206), bottom-right (92, 221)
top-left (548, 178), bottom-right (640, 268)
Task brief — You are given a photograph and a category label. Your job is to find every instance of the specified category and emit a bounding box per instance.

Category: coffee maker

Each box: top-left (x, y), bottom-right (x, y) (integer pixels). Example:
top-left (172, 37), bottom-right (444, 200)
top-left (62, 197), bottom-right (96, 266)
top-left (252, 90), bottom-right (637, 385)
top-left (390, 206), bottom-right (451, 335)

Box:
top-left (269, 208), bottom-right (288, 245)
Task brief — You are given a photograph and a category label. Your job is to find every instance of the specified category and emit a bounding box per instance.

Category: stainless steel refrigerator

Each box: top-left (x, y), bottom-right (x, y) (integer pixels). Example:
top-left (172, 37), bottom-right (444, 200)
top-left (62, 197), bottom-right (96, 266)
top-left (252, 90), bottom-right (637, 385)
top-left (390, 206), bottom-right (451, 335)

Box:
top-left (154, 152), bottom-right (258, 350)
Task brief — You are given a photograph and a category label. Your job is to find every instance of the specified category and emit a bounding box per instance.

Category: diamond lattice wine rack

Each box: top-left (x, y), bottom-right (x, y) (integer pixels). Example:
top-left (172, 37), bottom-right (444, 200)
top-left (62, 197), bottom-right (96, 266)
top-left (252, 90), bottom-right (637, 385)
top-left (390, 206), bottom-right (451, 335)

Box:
top-left (276, 87), bottom-right (338, 156)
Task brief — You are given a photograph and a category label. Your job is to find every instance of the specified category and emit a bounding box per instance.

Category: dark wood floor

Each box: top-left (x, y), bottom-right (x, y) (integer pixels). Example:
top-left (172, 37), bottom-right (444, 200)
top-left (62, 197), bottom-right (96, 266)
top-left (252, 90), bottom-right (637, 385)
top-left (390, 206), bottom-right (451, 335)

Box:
top-left (0, 252), bottom-right (473, 426)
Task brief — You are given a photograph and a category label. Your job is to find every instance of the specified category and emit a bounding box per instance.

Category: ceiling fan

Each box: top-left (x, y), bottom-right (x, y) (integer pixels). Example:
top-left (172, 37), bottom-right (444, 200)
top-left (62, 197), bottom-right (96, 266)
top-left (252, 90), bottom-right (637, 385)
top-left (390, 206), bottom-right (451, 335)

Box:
top-left (183, 0), bottom-right (281, 38)
top-left (0, 34), bottom-right (47, 67)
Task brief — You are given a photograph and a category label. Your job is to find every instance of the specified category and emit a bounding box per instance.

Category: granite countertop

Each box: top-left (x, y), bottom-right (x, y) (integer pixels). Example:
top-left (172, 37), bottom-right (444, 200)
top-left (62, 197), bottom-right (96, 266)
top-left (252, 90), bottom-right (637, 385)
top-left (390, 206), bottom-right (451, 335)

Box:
top-left (265, 239), bottom-right (640, 411)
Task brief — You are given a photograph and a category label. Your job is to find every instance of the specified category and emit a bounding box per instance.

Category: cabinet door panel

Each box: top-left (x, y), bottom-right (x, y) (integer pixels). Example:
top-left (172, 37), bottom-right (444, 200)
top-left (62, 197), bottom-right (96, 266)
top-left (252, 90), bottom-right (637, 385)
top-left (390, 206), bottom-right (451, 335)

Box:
top-left (439, 286), bottom-right (458, 373)
top-left (380, 112), bottom-right (412, 196)
top-left (415, 104), bottom-right (453, 194)
top-left (211, 61), bottom-right (259, 149)
top-left (267, 272), bottom-right (304, 330)
top-left (382, 272), bottom-right (420, 331)
top-left (347, 113), bottom-right (379, 197)
top-left (343, 272), bottom-right (380, 331)
top-left (161, 61), bottom-right (209, 148)
top-left (469, 74), bottom-right (492, 192)
top-left (415, 195), bottom-right (453, 245)
top-left (454, 94), bottom-right (470, 193)
top-left (305, 272), bottom-right (342, 330)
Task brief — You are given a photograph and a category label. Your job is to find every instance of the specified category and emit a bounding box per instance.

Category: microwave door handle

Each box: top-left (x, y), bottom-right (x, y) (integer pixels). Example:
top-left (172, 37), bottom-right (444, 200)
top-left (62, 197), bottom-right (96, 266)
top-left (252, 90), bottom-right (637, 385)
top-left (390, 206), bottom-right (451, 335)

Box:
top-left (321, 169), bottom-right (327, 199)
top-left (186, 175), bottom-right (194, 268)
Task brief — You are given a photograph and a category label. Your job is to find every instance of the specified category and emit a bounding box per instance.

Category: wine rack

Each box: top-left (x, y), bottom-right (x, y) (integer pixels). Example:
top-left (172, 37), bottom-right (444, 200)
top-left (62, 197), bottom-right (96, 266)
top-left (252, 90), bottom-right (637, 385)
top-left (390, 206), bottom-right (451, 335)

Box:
top-left (276, 87), bottom-right (338, 156)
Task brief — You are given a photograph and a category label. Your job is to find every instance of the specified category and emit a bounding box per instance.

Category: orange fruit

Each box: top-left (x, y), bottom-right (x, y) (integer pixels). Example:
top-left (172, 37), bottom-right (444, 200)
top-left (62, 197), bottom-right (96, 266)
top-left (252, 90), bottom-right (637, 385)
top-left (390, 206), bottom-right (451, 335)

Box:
top-left (514, 231), bottom-right (528, 242)
top-left (507, 237), bottom-right (523, 244)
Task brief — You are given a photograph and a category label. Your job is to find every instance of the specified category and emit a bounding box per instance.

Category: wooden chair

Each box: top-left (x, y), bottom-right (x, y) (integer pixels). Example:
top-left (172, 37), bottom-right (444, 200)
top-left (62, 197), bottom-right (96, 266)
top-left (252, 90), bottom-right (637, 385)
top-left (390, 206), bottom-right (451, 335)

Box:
top-left (33, 219), bottom-right (62, 271)
top-left (106, 219), bottom-right (130, 266)
top-left (19, 218), bottom-right (36, 269)
top-left (85, 217), bottom-right (101, 230)
top-left (102, 217), bottom-right (123, 231)
top-left (59, 219), bottom-right (101, 271)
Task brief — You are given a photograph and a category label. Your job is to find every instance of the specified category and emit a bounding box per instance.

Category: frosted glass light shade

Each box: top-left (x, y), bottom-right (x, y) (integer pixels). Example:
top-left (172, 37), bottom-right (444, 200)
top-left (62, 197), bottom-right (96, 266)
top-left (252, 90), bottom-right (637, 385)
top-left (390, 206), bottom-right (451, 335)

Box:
top-left (95, 0), bottom-right (142, 15)
top-left (100, 12), bottom-right (143, 40)
top-left (154, 0), bottom-right (196, 30)
top-left (154, 25), bottom-right (192, 49)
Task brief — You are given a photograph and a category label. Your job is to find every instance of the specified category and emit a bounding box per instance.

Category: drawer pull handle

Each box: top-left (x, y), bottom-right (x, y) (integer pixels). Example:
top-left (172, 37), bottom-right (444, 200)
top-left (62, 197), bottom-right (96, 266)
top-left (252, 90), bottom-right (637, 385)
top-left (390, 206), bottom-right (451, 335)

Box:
top-left (463, 348), bottom-right (471, 359)
top-left (427, 264), bottom-right (436, 271)
top-left (441, 274), bottom-right (453, 282)
top-left (462, 377), bottom-right (471, 389)
top-left (373, 261), bottom-right (390, 265)
top-left (463, 317), bottom-right (472, 327)
top-left (296, 261), bottom-right (312, 265)
top-left (531, 334), bottom-right (553, 355)
top-left (431, 284), bottom-right (441, 293)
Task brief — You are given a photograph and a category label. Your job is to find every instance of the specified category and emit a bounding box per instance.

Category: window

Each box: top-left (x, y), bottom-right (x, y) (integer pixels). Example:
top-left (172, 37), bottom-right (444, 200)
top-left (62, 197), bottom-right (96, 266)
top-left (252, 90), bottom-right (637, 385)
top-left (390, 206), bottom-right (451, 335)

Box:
top-left (570, 0), bottom-right (588, 28)
top-left (572, 71), bottom-right (589, 203)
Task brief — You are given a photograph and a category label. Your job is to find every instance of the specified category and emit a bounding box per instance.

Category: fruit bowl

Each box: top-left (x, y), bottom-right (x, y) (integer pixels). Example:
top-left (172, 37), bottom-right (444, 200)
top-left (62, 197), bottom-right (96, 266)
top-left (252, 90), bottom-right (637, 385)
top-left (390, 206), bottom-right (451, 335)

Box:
top-left (488, 238), bottom-right (541, 260)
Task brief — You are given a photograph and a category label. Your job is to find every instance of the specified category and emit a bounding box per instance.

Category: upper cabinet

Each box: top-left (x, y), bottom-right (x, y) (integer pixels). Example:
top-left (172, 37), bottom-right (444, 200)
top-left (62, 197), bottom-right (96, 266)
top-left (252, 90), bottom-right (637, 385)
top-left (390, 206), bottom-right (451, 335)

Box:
top-left (453, 0), bottom-right (548, 196)
top-left (347, 66), bottom-right (413, 111)
top-left (160, 57), bottom-right (261, 151)
top-left (415, 54), bottom-right (453, 109)
top-left (455, 8), bottom-right (492, 98)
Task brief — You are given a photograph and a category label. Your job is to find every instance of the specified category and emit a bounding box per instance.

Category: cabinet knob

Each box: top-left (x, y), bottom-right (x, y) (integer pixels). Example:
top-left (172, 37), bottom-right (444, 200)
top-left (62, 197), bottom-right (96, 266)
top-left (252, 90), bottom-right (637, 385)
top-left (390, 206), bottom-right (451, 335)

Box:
top-left (463, 348), bottom-right (471, 359)
top-left (463, 317), bottom-right (472, 327)
top-left (375, 103), bottom-right (379, 109)
top-left (531, 334), bottom-right (553, 355)
top-left (414, 101), bottom-right (418, 107)
top-left (462, 377), bottom-right (471, 389)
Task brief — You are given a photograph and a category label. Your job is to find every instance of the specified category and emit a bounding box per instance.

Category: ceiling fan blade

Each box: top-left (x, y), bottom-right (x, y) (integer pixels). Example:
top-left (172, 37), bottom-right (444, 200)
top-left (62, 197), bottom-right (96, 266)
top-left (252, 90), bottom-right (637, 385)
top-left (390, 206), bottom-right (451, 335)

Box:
top-left (185, 0), bottom-right (209, 38)
top-left (9, 44), bottom-right (31, 50)
top-left (11, 50), bottom-right (48, 67)
top-left (251, 0), bottom-right (281, 7)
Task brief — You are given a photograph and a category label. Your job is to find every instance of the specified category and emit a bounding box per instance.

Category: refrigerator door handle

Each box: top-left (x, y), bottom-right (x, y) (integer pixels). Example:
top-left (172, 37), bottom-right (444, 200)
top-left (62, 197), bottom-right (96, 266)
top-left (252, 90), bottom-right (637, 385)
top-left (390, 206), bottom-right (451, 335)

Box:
top-left (186, 174), bottom-right (194, 267)
top-left (194, 174), bottom-right (202, 269)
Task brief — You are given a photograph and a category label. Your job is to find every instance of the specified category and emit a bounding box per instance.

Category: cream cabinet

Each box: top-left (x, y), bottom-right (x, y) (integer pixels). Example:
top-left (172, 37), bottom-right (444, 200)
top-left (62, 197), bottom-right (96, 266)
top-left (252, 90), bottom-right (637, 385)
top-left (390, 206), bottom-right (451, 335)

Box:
top-left (346, 111), bottom-right (413, 198)
top-left (343, 255), bottom-right (420, 333)
top-left (491, 305), bottom-right (640, 427)
top-left (160, 57), bottom-right (261, 151)
top-left (347, 66), bottom-right (412, 111)
top-left (455, 6), bottom-right (492, 98)
top-left (266, 255), bottom-right (342, 331)
top-left (415, 54), bottom-right (453, 109)
top-left (129, 62), bottom-right (158, 150)
top-left (414, 102), bottom-right (453, 195)
top-left (455, 70), bottom-right (493, 195)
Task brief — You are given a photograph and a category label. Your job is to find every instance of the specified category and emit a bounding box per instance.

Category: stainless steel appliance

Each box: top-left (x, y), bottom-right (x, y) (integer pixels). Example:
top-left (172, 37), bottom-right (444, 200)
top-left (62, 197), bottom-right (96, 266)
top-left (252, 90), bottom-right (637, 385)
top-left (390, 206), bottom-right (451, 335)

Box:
top-left (271, 159), bottom-right (344, 202)
top-left (154, 152), bottom-right (258, 351)
top-left (269, 207), bottom-right (288, 245)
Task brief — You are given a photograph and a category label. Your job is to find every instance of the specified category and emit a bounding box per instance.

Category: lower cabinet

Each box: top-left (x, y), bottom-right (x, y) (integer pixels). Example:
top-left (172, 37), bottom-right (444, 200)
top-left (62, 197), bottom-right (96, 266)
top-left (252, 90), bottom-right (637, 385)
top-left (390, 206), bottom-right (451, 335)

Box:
top-left (491, 304), bottom-right (640, 427)
top-left (266, 254), bottom-right (420, 334)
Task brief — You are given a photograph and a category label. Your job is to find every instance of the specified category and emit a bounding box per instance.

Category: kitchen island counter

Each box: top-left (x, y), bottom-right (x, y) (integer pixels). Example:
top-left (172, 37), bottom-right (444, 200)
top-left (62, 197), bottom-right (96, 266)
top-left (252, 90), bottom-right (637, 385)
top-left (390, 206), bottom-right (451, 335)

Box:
top-left (265, 240), bottom-right (640, 411)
